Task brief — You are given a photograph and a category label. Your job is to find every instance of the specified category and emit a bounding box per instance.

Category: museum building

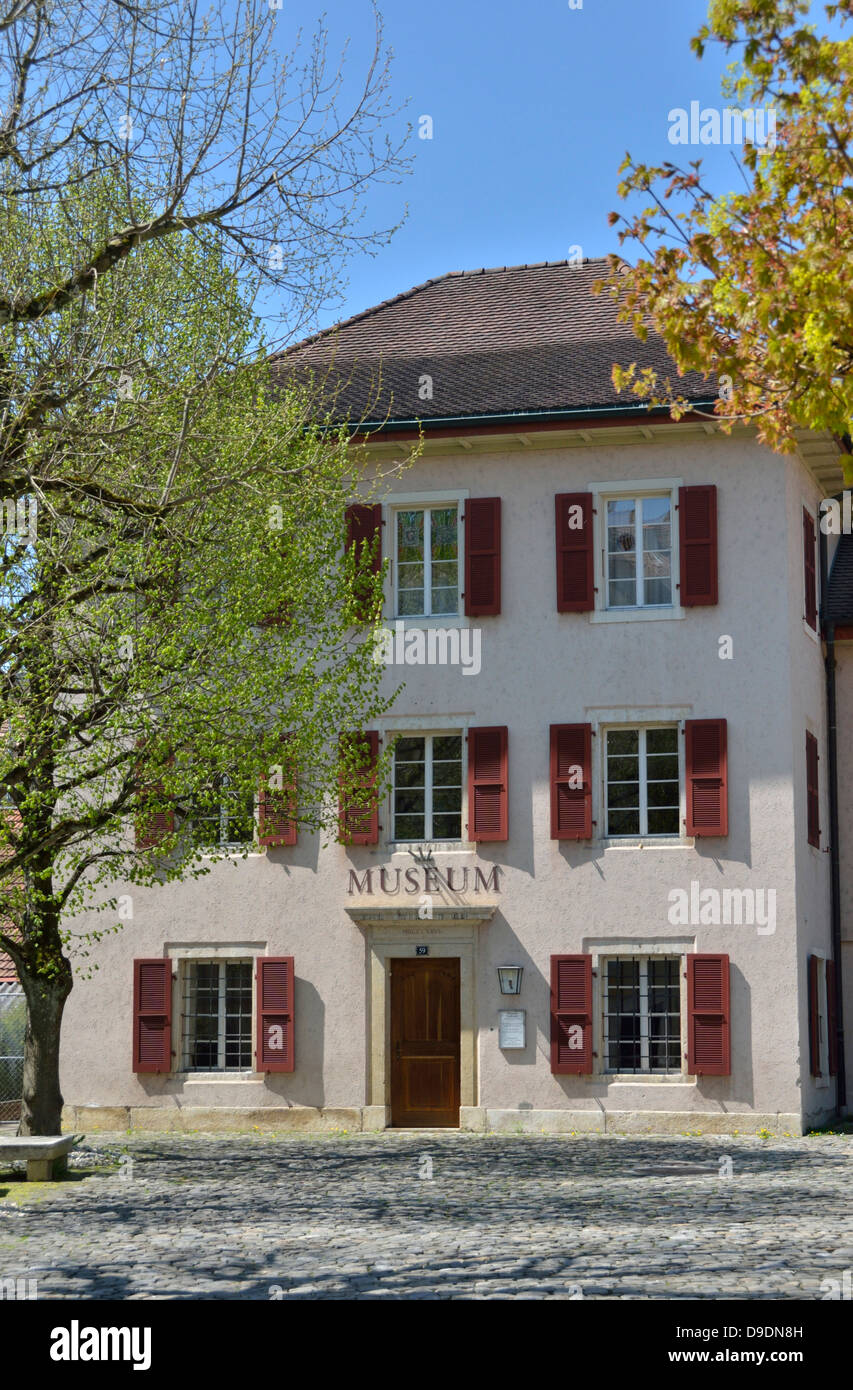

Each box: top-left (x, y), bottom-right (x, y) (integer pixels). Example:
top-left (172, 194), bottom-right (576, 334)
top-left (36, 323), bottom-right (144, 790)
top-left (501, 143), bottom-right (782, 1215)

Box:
top-left (57, 259), bottom-right (853, 1135)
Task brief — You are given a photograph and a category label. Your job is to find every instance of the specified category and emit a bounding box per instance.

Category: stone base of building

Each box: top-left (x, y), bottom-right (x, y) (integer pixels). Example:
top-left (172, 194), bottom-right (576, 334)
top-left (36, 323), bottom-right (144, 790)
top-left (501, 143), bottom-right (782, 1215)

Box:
top-left (469, 1108), bottom-right (805, 1136)
top-left (62, 1104), bottom-right (805, 1137)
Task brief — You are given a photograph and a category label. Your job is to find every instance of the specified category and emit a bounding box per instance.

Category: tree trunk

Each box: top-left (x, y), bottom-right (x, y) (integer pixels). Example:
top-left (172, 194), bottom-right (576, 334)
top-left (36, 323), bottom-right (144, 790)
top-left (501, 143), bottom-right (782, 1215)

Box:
top-left (19, 957), bottom-right (73, 1136)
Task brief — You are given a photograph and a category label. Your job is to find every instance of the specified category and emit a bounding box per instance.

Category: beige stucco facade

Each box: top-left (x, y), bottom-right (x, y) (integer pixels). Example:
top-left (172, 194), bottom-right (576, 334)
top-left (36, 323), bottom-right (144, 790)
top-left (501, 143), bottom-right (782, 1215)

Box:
top-left (59, 420), bottom-right (848, 1135)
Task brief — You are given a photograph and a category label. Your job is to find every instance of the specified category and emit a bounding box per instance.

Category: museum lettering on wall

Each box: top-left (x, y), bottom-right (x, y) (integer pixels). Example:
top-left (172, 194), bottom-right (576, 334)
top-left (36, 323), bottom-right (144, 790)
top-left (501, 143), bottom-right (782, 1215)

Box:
top-left (347, 865), bottom-right (502, 896)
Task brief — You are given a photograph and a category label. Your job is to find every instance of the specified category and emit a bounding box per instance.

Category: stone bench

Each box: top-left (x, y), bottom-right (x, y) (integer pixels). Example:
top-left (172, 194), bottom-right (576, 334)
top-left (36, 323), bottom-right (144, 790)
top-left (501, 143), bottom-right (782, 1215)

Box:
top-left (0, 1134), bottom-right (82, 1181)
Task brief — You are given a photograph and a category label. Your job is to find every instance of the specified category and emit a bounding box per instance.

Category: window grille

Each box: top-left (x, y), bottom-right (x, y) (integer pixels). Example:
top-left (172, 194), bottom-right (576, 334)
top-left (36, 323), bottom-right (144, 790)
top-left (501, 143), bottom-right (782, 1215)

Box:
top-left (181, 960), bottom-right (252, 1072)
top-left (604, 956), bottom-right (681, 1073)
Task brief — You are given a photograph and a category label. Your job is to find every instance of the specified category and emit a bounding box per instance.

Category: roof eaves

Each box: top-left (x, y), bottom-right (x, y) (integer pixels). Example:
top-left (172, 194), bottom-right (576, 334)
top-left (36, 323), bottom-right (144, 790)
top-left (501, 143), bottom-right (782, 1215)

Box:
top-left (326, 396), bottom-right (719, 435)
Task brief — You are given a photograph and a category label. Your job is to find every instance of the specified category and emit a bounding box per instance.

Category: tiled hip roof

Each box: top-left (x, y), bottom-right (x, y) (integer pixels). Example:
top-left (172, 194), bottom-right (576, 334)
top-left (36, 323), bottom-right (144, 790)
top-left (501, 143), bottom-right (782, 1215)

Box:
top-left (277, 259), bottom-right (714, 426)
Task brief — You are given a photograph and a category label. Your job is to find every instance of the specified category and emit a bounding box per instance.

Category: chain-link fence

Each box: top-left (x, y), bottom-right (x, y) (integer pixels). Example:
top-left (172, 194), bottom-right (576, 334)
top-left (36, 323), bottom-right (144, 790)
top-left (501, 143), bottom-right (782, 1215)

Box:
top-left (0, 982), bottom-right (25, 1123)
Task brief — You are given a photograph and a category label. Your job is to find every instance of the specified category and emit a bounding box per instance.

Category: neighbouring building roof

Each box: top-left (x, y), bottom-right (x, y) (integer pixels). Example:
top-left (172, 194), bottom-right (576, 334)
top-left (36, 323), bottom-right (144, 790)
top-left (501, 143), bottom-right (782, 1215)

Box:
top-left (825, 532), bottom-right (853, 625)
top-left (0, 950), bottom-right (16, 981)
top-left (276, 258), bottom-right (715, 429)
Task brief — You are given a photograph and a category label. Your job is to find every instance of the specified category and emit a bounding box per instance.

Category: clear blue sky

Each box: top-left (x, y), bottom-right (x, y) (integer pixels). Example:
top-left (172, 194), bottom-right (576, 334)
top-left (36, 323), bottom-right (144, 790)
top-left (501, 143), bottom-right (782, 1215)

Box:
top-left (291, 0), bottom-right (767, 335)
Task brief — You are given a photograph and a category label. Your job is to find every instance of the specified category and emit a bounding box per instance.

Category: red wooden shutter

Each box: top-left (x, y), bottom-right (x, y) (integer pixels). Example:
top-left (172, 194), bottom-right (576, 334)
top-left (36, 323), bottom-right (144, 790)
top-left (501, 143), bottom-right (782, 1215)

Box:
top-left (687, 954), bottom-right (730, 1075)
top-left (258, 772), bottom-right (297, 848)
top-left (550, 954), bottom-right (593, 1074)
top-left (803, 508), bottom-right (817, 630)
top-left (134, 748), bottom-right (175, 850)
top-left (258, 603), bottom-right (290, 629)
top-left (345, 503), bottom-right (382, 622)
top-left (806, 731), bottom-right (820, 848)
top-left (550, 724), bottom-right (592, 839)
top-left (555, 493), bottom-right (594, 612)
top-left (132, 959), bottom-right (172, 1074)
top-left (257, 538), bottom-right (292, 628)
top-left (467, 726), bottom-right (508, 841)
top-left (685, 718), bottom-right (727, 836)
top-left (338, 731), bottom-right (380, 845)
top-left (808, 954), bottom-right (821, 1076)
top-left (464, 498), bottom-right (501, 616)
top-left (679, 485), bottom-right (718, 606)
top-left (256, 956), bottom-right (295, 1073)
top-left (826, 958), bottom-right (838, 1077)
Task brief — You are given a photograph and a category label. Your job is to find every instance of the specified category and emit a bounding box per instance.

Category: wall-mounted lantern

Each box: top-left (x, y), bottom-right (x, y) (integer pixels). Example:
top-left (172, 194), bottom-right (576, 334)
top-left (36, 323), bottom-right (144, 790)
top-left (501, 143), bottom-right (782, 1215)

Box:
top-left (497, 965), bottom-right (523, 995)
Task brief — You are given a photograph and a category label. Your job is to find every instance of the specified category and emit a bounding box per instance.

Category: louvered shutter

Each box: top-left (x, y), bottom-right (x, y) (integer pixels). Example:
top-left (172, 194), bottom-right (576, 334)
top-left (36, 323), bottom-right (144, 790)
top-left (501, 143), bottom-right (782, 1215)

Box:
top-left (132, 959), bottom-right (173, 1074)
top-left (550, 724), bottom-right (592, 839)
top-left (686, 954), bottom-right (730, 1075)
top-left (258, 772), bottom-right (297, 848)
top-left (808, 954), bottom-right (821, 1077)
top-left (464, 498), bottom-right (501, 616)
top-left (467, 726), bottom-right (508, 841)
top-left (803, 508), bottom-right (817, 630)
top-left (258, 602), bottom-right (291, 629)
top-left (555, 493), bottom-right (594, 612)
top-left (338, 731), bottom-right (380, 845)
top-left (685, 719), bottom-right (727, 837)
top-left (257, 539), bottom-right (292, 628)
top-left (256, 956), bottom-right (295, 1073)
top-left (134, 747), bottom-right (175, 850)
top-left (679, 485), bottom-right (718, 606)
top-left (550, 954), bottom-right (593, 1074)
top-left (806, 731), bottom-right (820, 848)
top-left (345, 504), bottom-right (382, 623)
top-left (826, 958), bottom-right (838, 1078)
top-left (135, 798), bottom-right (174, 850)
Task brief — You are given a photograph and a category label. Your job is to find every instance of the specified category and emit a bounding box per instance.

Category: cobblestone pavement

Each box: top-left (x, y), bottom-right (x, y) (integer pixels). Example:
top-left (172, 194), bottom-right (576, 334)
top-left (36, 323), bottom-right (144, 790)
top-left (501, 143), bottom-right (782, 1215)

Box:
top-left (1, 1131), bottom-right (851, 1299)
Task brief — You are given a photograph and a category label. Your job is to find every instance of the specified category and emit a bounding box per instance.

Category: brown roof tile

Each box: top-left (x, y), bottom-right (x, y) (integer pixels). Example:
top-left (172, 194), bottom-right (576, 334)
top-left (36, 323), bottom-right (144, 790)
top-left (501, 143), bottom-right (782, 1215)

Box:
top-left (826, 533), bottom-right (853, 624)
top-left (277, 259), bottom-right (713, 426)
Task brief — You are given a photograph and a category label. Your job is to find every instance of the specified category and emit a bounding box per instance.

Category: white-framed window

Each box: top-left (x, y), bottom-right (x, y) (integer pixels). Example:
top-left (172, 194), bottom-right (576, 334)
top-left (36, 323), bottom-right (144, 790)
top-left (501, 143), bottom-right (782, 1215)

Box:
top-left (605, 493), bottom-right (673, 609)
top-left (180, 959), bottom-right (253, 1072)
top-left (605, 725), bottom-right (680, 837)
top-left (394, 503), bottom-right (460, 618)
top-left (186, 774), bottom-right (255, 851)
top-left (603, 955), bottom-right (682, 1074)
top-left (392, 733), bottom-right (463, 841)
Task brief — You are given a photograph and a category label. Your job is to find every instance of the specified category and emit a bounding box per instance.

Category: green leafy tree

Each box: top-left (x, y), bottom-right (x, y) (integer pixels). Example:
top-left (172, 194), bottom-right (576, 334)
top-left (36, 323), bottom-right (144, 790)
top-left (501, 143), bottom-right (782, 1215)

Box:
top-left (1, 185), bottom-right (398, 1136)
top-left (598, 0), bottom-right (853, 476)
top-left (0, 0), bottom-right (409, 1135)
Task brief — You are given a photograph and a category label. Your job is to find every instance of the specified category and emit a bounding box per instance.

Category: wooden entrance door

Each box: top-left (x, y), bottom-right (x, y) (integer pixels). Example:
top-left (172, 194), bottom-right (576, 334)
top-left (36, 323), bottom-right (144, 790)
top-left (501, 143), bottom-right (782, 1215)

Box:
top-left (390, 958), bottom-right (460, 1127)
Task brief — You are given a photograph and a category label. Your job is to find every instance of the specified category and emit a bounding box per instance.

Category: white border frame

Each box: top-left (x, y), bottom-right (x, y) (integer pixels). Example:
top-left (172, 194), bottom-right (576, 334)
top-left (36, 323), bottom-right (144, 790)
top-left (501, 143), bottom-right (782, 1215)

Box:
top-left (600, 952), bottom-right (684, 1077)
top-left (588, 476), bottom-right (685, 624)
top-left (383, 721), bottom-right (472, 851)
top-left (177, 958), bottom-right (254, 1074)
top-left (601, 722), bottom-right (682, 840)
top-left (390, 731), bottom-right (464, 844)
top-left (166, 942), bottom-right (266, 1081)
top-left (588, 707), bottom-right (691, 848)
top-left (586, 937), bottom-right (695, 1083)
top-left (388, 489), bottom-right (468, 626)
